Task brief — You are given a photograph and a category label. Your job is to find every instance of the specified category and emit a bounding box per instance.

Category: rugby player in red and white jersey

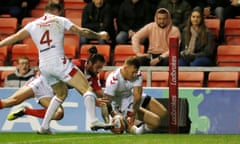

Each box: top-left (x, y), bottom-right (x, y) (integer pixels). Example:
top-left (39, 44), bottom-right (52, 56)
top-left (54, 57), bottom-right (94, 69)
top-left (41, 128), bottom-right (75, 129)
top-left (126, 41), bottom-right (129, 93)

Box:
top-left (0, 2), bottom-right (112, 134)
top-left (104, 56), bottom-right (168, 134)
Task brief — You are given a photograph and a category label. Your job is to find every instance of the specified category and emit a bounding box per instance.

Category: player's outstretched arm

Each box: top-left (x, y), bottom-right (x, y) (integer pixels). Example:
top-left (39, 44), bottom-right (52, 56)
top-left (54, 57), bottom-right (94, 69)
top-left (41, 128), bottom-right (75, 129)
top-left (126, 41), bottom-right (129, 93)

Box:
top-left (0, 29), bottom-right (30, 47)
top-left (69, 24), bottom-right (109, 41)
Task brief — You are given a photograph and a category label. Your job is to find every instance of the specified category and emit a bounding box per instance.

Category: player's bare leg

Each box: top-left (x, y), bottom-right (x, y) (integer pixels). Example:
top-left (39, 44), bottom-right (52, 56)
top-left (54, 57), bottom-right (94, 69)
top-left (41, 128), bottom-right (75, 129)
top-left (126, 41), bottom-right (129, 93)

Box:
top-left (101, 103), bottom-right (110, 123)
top-left (8, 97), bottom-right (64, 121)
top-left (145, 98), bottom-right (168, 118)
top-left (127, 107), bottom-right (163, 134)
top-left (67, 70), bottom-right (113, 130)
top-left (1, 86), bottom-right (34, 109)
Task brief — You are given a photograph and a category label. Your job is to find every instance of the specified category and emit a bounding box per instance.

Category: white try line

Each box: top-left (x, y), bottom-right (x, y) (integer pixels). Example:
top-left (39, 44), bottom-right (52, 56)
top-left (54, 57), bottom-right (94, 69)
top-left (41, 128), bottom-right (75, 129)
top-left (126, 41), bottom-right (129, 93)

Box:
top-left (1, 134), bottom-right (122, 144)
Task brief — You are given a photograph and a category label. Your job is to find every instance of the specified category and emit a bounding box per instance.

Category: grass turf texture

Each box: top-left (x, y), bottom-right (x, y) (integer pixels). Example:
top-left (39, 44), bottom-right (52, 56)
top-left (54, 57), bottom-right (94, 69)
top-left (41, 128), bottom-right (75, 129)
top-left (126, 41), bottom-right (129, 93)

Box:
top-left (0, 132), bottom-right (239, 144)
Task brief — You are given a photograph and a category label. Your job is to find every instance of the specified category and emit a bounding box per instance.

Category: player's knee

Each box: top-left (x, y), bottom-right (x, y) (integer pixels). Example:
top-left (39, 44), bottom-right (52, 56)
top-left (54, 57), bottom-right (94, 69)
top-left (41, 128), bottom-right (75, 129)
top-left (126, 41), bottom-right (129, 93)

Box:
top-left (151, 116), bottom-right (161, 128)
top-left (52, 82), bottom-right (68, 100)
top-left (54, 108), bottom-right (64, 120)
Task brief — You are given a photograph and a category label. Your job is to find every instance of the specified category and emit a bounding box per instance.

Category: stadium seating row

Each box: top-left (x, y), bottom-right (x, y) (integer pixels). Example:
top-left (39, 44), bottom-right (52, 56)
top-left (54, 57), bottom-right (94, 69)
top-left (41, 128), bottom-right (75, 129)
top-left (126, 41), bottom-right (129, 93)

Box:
top-left (1, 11), bottom-right (240, 45)
top-left (0, 70), bottom-right (239, 88)
top-left (1, 43), bottom-right (240, 67)
top-left (0, 43), bottom-right (146, 66)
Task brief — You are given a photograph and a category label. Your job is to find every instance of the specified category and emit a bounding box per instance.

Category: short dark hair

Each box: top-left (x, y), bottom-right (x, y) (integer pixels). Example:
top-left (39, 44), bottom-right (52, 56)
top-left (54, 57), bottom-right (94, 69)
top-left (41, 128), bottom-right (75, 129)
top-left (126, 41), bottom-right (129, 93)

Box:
top-left (125, 56), bottom-right (140, 70)
top-left (44, 2), bottom-right (63, 13)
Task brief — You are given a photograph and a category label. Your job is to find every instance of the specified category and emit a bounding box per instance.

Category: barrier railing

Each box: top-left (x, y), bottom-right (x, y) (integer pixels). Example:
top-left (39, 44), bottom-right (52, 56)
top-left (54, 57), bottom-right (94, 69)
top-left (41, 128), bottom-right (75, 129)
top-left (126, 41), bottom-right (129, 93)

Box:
top-left (1, 66), bottom-right (240, 87)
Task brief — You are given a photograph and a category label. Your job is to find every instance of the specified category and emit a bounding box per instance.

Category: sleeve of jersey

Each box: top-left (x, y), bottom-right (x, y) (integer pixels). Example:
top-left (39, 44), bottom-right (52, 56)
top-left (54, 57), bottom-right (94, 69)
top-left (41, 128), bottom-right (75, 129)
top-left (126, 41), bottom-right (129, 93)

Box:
top-left (91, 77), bottom-right (102, 92)
top-left (104, 74), bottom-right (118, 96)
top-left (133, 71), bottom-right (143, 87)
top-left (24, 23), bottom-right (32, 33)
top-left (63, 17), bottom-right (75, 31)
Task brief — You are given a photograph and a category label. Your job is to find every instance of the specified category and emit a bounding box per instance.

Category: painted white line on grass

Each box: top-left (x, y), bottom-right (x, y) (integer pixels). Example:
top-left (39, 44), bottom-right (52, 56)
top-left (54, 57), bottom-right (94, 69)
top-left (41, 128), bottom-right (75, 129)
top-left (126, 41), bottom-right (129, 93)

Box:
top-left (2, 134), bottom-right (133, 144)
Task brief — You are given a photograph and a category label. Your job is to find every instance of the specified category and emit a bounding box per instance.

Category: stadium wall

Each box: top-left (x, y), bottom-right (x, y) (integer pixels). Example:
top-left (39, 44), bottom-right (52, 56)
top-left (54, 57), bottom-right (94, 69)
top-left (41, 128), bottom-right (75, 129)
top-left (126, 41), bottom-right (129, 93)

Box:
top-left (0, 88), bottom-right (240, 134)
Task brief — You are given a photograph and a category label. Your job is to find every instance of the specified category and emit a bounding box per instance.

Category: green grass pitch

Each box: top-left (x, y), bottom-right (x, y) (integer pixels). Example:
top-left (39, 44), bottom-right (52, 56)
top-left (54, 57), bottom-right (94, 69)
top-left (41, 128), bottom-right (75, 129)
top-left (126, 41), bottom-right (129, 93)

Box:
top-left (0, 132), bottom-right (239, 144)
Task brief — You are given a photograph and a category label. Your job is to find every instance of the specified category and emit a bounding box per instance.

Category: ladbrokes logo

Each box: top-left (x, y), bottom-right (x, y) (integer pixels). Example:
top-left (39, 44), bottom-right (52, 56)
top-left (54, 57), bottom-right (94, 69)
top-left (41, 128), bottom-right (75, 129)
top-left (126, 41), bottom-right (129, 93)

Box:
top-left (170, 56), bottom-right (177, 85)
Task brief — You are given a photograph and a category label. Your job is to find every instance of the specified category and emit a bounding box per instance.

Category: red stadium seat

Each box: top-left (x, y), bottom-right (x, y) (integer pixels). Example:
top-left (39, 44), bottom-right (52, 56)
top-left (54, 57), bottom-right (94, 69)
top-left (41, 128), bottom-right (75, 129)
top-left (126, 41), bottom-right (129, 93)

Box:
top-left (0, 17), bottom-right (18, 40)
top-left (64, 44), bottom-right (77, 59)
top-left (0, 46), bottom-right (8, 66)
top-left (65, 9), bottom-right (83, 18)
top-left (207, 71), bottom-right (239, 88)
top-left (178, 71), bottom-right (204, 87)
top-left (151, 71), bottom-right (169, 87)
top-left (216, 45), bottom-right (240, 66)
top-left (113, 44), bottom-right (144, 66)
top-left (21, 17), bottom-right (36, 28)
top-left (204, 18), bottom-right (220, 41)
top-left (64, 0), bottom-right (87, 9)
top-left (224, 19), bottom-right (240, 45)
top-left (0, 70), bottom-right (15, 87)
top-left (11, 44), bottom-right (38, 66)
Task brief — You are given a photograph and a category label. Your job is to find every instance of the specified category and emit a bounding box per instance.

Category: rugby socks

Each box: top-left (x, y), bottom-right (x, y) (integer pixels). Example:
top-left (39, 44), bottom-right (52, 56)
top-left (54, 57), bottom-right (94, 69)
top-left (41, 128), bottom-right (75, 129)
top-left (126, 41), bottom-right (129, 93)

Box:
top-left (143, 124), bottom-right (152, 133)
top-left (25, 108), bottom-right (46, 118)
top-left (135, 124), bottom-right (152, 134)
top-left (0, 100), bottom-right (2, 109)
top-left (135, 124), bottom-right (144, 134)
top-left (83, 91), bottom-right (98, 123)
top-left (41, 96), bottom-right (62, 129)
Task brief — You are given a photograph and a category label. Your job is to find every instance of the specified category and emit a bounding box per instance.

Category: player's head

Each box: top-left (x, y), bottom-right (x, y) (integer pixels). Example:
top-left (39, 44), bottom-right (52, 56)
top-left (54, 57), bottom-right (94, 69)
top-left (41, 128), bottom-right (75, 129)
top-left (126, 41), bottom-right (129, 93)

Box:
top-left (121, 56), bottom-right (140, 81)
top-left (44, 2), bottom-right (63, 16)
top-left (86, 46), bottom-right (105, 77)
top-left (17, 56), bottom-right (31, 76)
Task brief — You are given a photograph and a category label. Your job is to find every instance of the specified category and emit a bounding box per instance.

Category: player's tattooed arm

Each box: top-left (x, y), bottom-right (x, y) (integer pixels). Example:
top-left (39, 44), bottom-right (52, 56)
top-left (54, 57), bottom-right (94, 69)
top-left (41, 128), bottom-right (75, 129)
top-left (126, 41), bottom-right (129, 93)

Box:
top-left (69, 24), bottom-right (109, 41)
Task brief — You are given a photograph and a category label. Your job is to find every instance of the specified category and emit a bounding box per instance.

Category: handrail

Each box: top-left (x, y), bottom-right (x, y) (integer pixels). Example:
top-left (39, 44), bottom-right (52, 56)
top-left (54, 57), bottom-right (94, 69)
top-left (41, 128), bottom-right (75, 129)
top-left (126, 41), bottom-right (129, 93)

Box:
top-left (102, 66), bottom-right (240, 87)
top-left (1, 66), bottom-right (240, 87)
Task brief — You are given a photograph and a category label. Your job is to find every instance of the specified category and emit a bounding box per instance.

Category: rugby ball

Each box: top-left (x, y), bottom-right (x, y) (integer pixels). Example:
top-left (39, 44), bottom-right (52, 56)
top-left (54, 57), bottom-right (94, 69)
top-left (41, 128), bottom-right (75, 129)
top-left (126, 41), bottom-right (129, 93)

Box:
top-left (111, 114), bottom-right (125, 134)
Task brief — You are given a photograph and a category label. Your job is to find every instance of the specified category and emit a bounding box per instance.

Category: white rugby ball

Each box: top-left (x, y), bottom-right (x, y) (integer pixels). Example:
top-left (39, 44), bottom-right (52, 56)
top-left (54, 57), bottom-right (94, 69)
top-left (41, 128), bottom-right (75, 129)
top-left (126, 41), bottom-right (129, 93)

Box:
top-left (111, 114), bottom-right (125, 134)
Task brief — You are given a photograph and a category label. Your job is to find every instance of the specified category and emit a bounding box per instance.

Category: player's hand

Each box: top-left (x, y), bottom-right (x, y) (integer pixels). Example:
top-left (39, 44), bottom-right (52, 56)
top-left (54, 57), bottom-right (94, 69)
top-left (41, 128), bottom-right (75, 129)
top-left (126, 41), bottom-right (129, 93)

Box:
top-left (98, 31), bottom-right (110, 41)
top-left (150, 57), bottom-right (160, 66)
top-left (95, 97), bottom-right (110, 107)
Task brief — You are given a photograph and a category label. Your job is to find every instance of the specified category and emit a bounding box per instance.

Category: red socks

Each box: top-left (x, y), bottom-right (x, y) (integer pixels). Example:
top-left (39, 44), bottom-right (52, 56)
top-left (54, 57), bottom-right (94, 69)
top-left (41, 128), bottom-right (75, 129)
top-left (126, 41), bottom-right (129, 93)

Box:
top-left (25, 107), bottom-right (47, 118)
top-left (0, 100), bottom-right (2, 109)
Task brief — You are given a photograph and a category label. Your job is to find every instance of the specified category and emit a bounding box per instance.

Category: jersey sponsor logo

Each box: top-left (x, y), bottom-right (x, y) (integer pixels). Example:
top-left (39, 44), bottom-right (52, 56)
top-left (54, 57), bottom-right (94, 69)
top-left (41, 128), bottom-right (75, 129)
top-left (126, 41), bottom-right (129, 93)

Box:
top-left (110, 76), bottom-right (118, 85)
top-left (112, 76), bottom-right (118, 81)
top-left (110, 80), bottom-right (116, 85)
top-left (40, 45), bottom-right (56, 53)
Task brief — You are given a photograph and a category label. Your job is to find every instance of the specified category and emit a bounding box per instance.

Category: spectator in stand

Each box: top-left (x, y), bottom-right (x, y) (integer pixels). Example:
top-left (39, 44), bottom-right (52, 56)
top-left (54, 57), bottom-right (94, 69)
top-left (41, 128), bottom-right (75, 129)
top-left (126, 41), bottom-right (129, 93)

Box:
top-left (193, 0), bottom-right (229, 44)
top-left (84, 0), bottom-right (124, 18)
top-left (0, 0), bottom-right (40, 24)
top-left (4, 56), bottom-right (35, 88)
top-left (105, 0), bottom-right (124, 18)
top-left (115, 0), bottom-right (152, 44)
top-left (224, 0), bottom-right (240, 19)
top-left (193, 0), bottom-right (228, 20)
top-left (81, 0), bottom-right (115, 45)
top-left (157, 0), bottom-right (192, 31)
top-left (148, 0), bottom-right (161, 18)
top-left (179, 8), bottom-right (214, 66)
top-left (132, 8), bottom-right (181, 66)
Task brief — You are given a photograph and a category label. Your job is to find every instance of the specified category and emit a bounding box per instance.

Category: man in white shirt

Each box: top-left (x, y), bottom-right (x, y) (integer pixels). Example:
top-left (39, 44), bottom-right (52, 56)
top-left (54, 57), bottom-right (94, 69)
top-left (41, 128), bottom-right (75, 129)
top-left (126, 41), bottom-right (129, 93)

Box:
top-left (104, 56), bottom-right (168, 134)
